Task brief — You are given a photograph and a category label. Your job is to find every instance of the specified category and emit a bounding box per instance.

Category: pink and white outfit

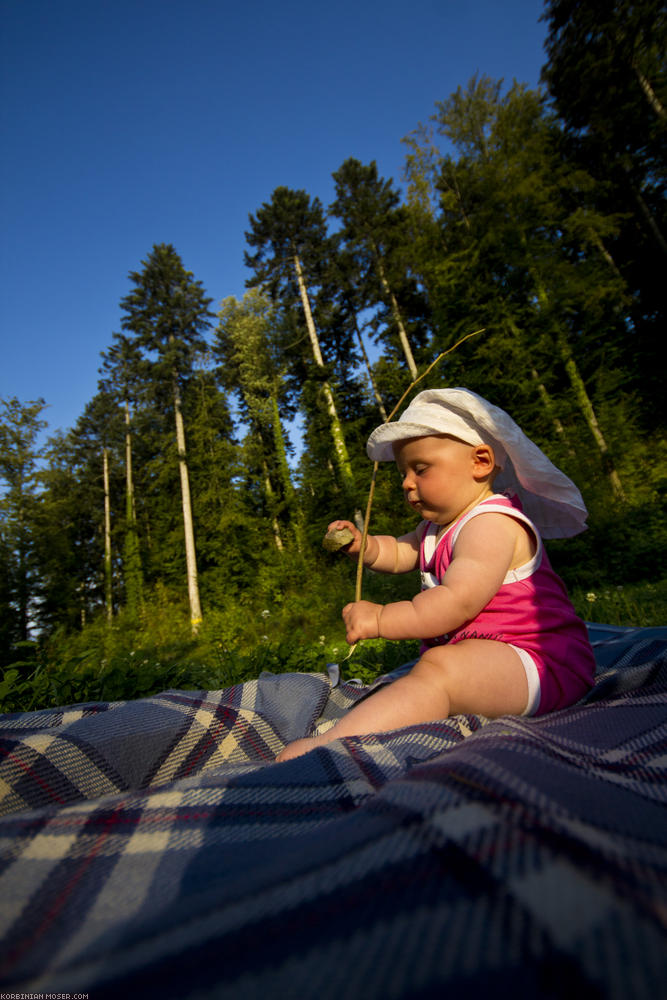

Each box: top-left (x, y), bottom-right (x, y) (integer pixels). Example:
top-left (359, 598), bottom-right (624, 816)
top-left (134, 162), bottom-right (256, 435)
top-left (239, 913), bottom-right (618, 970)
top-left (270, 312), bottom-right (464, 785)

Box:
top-left (419, 494), bottom-right (595, 716)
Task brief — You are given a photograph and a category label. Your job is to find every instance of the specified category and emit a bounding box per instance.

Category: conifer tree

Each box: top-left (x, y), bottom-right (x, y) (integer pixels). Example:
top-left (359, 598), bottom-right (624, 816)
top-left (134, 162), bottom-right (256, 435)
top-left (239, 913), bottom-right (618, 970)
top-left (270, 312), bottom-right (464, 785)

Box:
top-left (46, 393), bottom-right (125, 627)
top-left (0, 397), bottom-right (47, 642)
top-left (32, 433), bottom-right (89, 633)
top-left (178, 360), bottom-right (243, 604)
top-left (325, 248), bottom-right (388, 420)
top-left (215, 290), bottom-right (303, 552)
top-left (99, 334), bottom-right (146, 622)
top-left (119, 244), bottom-right (214, 633)
top-left (245, 187), bottom-right (354, 494)
top-left (74, 392), bottom-right (125, 621)
top-left (329, 158), bottom-right (426, 380)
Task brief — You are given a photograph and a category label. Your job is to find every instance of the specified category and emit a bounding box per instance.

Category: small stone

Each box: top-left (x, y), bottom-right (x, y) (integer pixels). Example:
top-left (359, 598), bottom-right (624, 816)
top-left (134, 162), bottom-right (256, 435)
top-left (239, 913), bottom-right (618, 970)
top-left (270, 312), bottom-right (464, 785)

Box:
top-left (322, 526), bottom-right (355, 552)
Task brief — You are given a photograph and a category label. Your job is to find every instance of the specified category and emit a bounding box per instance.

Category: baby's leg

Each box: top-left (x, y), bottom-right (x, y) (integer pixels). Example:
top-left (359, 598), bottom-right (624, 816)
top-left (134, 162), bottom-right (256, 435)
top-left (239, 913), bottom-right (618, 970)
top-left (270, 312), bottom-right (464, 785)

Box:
top-left (276, 639), bottom-right (528, 761)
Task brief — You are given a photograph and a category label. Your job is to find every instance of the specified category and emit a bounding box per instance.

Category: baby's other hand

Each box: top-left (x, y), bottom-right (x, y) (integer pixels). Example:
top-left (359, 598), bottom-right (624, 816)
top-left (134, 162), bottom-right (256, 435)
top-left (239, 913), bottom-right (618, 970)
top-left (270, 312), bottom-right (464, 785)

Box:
top-left (342, 600), bottom-right (382, 643)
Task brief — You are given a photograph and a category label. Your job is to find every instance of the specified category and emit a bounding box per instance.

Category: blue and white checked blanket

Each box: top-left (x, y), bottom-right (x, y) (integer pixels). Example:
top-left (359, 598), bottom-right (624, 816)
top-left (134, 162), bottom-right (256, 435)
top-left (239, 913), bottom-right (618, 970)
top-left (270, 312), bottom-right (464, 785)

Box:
top-left (0, 625), bottom-right (665, 998)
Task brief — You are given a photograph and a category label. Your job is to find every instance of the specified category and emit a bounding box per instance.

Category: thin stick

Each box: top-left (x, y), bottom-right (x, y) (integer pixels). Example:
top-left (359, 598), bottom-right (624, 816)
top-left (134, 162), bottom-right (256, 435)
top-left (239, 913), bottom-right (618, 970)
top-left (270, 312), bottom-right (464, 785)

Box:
top-left (354, 327), bottom-right (486, 603)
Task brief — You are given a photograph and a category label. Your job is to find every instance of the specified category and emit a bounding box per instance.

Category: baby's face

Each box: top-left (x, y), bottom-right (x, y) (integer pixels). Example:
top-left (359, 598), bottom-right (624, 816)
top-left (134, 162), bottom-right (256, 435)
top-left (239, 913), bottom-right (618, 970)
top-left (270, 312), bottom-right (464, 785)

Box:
top-left (393, 434), bottom-right (485, 525)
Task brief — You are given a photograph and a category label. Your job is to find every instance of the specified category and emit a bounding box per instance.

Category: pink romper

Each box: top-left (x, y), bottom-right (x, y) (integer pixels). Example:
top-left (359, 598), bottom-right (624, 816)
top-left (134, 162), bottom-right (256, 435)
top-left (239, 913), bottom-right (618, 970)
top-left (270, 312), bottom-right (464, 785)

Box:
top-left (419, 494), bottom-right (595, 715)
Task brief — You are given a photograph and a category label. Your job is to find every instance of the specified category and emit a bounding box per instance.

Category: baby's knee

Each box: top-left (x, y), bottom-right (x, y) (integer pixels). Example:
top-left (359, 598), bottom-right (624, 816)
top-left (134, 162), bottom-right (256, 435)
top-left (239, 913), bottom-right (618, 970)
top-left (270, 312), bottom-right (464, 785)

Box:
top-left (412, 647), bottom-right (456, 686)
top-left (415, 645), bottom-right (453, 668)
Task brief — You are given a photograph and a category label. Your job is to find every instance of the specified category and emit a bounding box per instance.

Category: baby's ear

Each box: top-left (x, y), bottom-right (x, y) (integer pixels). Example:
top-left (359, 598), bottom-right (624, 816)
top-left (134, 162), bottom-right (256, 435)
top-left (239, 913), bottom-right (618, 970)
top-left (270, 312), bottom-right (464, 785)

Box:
top-left (472, 444), bottom-right (496, 477)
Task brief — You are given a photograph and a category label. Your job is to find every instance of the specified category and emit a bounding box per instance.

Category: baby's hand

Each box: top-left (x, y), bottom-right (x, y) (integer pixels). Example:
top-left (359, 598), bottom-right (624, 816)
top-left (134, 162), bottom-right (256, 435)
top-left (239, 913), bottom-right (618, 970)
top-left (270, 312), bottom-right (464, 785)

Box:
top-left (324, 519), bottom-right (361, 555)
top-left (342, 600), bottom-right (382, 643)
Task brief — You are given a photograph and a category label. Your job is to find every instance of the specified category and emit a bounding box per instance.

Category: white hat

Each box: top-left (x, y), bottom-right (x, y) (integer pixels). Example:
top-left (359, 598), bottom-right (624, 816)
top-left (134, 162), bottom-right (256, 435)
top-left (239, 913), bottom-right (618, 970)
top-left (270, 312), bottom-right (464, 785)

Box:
top-left (366, 387), bottom-right (588, 538)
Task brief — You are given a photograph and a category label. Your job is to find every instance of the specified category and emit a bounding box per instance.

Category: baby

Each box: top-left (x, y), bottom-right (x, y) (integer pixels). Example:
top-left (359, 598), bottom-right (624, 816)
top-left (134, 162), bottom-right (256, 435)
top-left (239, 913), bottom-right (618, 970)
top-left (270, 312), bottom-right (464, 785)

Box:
top-left (277, 388), bottom-right (595, 761)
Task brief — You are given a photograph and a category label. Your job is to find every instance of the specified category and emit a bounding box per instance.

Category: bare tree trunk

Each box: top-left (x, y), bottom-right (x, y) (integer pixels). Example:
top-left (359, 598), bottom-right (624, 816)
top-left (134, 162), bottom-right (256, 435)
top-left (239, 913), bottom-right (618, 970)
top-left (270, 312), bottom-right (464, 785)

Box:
top-left (591, 231), bottom-right (623, 278)
top-left (103, 447), bottom-right (112, 624)
top-left (293, 252), bottom-right (354, 489)
top-left (633, 60), bottom-right (666, 120)
top-left (172, 374), bottom-right (202, 634)
top-left (556, 333), bottom-right (627, 501)
top-left (529, 368), bottom-right (576, 456)
top-left (270, 393), bottom-right (305, 552)
top-left (374, 252), bottom-right (418, 380)
top-left (505, 316), bottom-right (574, 452)
top-left (124, 401), bottom-right (136, 522)
top-left (262, 458), bottom-right (284, 552)
top-left (527, 260), bottom-right (627, 501)
top-left (16, 496), bottom-right (28, 642)
top-left (630, 181), bottom-right (667, 257)
top-left (123, 400), bottom-right (143, 621)
top-left (353, 314), bottom-right (387, 420)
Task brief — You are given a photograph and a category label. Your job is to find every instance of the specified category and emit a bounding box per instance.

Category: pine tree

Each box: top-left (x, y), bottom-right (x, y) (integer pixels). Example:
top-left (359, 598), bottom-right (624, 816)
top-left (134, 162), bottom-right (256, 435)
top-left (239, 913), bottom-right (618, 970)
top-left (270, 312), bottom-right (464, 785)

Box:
top-left (329, 158), bottom-right (428, 381)
top-left (0, 397), bottom-right (47, 642)
top-left (99, 334), bottom-right (147, 622)
top-left (32, 432), bottom-right (89, 633)
top-left (74, 392), bottom-right (125, 621)
top-left (119, 244), bottom-right (214, 633)
top-left (215, 291), bottom-right (303, 552)
top-left (245, 187), bottom-right (354, 494)
top-left (179, 359), bottom-right (244, 605)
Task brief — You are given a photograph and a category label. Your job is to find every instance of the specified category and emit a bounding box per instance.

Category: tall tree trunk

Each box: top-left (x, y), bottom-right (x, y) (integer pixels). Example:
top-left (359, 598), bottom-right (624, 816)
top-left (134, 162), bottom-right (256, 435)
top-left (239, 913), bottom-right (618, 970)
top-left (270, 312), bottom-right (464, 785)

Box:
top-left (123, 400), bottom-right (143, 621)
top-left (374, 251), bottom-right (418, 380)
top-left (556, 332), bottom-right (627, 501)
top-left (529, 368), bottom-right (575, 456)
top-left (103, 447), bottom-right (112, 624)
top-left (270, 393), bottom-right (304, 551)
top-left (632, 60), bottom-right (666, 120)
top-left (505, 316), bottom-right (574, 451)
top-left (353, 313), bottom-right (387, 420)
top-left (628, 178), bottom-right (667, 257)
top-left (16, 493), bottom-right (28, 642)
top-left (172, 374), bottom-right (203, 633)
top-left (292, 252), bottom-right (354, 490)
top-left (262, 458), bottom-right (284, 552)
top-left (527, 254), bottom-right (627, 501)
top-left (591, 231), bottom-right (623, 278)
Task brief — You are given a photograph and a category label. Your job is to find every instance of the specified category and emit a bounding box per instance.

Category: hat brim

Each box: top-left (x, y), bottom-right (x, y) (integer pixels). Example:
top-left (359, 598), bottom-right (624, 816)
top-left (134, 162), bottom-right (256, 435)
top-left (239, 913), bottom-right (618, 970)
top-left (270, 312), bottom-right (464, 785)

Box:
top-left (366, 422), bottom-right (454, 462)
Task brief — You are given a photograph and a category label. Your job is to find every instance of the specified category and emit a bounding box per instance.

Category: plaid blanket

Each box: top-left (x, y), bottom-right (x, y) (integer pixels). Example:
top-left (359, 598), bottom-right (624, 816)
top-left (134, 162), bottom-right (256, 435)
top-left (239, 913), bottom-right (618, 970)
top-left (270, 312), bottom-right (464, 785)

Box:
top-left (0, 625), bottom-right (665, 998)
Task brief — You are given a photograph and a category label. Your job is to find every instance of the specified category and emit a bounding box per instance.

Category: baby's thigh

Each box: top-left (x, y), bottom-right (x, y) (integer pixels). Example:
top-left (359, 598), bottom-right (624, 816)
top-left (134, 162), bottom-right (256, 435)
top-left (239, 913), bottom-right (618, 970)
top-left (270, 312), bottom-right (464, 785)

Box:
top-left (415, 640), bottom-right (529, 718)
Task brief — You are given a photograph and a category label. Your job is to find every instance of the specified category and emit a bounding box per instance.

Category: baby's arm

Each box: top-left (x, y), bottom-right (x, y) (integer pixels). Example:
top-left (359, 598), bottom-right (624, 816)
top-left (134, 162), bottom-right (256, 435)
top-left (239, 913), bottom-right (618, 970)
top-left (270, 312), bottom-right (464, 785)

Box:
top-left (326, 519), bottom-right (419, 574)
top-left (342, 513), bottom-right (521, 643)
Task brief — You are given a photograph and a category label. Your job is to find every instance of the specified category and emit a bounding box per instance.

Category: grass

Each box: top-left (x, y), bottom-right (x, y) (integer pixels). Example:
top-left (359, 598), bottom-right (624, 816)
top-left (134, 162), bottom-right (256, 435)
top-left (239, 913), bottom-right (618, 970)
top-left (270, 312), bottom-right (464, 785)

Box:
top-left (570, 578), bottom-right (667, 629)
top-left (1, 579), bottom-right (664, 715)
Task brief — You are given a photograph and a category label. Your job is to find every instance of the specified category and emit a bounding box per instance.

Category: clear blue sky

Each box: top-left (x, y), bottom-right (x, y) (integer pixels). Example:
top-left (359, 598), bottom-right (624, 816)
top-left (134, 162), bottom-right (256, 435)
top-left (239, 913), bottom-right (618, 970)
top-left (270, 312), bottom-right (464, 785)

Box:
top-left (1, 0), bottom-right (549, 444)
